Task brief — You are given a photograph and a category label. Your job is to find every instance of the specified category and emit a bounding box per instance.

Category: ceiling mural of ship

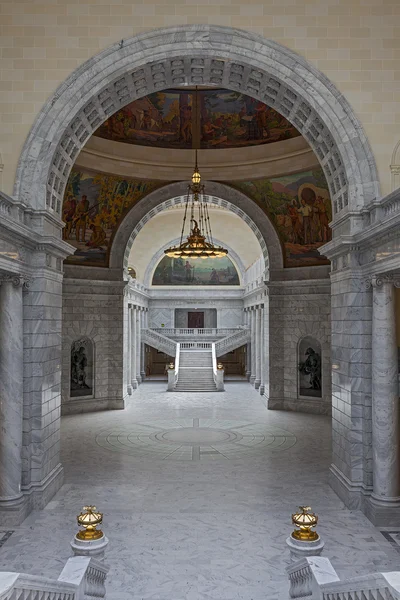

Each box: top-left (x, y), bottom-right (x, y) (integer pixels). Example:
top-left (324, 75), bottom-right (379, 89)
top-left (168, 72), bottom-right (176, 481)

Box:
top-left (93, 88), bottom-right (300, 150)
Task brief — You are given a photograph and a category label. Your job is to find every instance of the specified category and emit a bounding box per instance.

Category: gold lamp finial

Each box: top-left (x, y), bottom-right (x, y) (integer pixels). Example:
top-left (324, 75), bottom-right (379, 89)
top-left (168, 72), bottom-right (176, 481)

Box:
top-left (76, 505), bottom-right (104, 540)
top-left (291, 506), bottom-right (319, 541)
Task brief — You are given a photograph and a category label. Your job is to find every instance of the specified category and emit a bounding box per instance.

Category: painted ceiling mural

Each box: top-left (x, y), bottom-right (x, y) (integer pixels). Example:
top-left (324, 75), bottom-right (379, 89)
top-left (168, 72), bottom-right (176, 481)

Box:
top-left (62, 169), bottom-right (164, 266)
top-left (230, 168), bottom-right (331, 267)
top-left (152, 255), bottom-right (240, 286)
top-left (93, 88), bottom-right (300, 150)
top-left (62, 167), bottom-right (331, 268)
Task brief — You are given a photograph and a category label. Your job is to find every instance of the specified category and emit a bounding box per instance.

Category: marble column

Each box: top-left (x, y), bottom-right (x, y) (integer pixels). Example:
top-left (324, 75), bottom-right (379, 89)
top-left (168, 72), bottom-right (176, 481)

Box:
top-left (0, 276), bottom-right (24, 504)
top-left (250, 308), bottom-right (256, 385)
top-left (259, 305), bottom-right (265, 395)
top-left (371, 275), bottom-right (400, 506)
top-left (244, 310), bottom-right (251, 380)
top-left (254, 306), bottom-right (261, 389)
top-left (140, 310), bottom-right (146, 381)
top-left (127, 305), bottom-right (132, 395)
top-left (131, 307), bottom-right (138, 389)
top-left (136, 308), bottom-right (142, 384)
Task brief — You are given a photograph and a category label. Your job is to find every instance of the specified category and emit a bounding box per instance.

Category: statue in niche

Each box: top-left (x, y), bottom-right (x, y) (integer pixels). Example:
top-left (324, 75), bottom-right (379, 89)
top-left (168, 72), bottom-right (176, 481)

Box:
top-left (70, 339), bottom-right (93, 398)
top-left (299, 347), bottom-right (321, 396)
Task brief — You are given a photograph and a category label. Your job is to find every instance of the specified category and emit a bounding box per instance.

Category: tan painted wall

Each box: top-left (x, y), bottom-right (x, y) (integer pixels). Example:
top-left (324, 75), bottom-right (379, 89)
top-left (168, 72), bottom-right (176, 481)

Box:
top-left (1, 1), bottom-right (399, 198)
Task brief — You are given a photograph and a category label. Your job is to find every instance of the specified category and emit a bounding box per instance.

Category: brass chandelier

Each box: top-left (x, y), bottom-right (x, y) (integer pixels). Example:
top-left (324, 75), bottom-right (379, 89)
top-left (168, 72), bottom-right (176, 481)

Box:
top-left (164, 152), bottom-right (228, 260)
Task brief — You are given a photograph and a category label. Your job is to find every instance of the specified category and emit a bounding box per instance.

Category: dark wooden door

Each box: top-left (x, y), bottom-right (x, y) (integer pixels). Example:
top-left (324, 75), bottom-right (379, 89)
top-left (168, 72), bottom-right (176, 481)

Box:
top-left (188, 311), bottom-right (204, 328)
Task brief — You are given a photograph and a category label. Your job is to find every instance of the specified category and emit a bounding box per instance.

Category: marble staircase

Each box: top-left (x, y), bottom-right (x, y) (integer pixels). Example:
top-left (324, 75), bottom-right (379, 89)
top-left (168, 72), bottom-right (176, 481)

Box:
top-left (174, 350), bottom-right (217, 392)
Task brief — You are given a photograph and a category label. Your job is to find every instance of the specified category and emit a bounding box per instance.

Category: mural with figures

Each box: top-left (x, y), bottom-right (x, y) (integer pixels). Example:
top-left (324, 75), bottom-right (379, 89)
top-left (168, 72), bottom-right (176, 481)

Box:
top-left (152, 256), bottom-right (240, 286)
top-left (231, 168), bottom-right (331, 267)
top-left (62, 169), bottom-right (163, 265)
top-left (93, 88), bottom-right (300, 150)
top-left (62, 167), bottom-right (331, 268)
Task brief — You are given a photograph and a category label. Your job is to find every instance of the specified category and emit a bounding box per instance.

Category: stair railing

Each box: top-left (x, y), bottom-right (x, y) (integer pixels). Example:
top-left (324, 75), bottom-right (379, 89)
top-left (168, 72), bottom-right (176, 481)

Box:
top-left (287, 556), bottom-right (400, 600)
top-left (141, 328), bottom-right (177, 357)
top-left (174, 343), bottom-right (180, 388)
top-left (212, 343), bottom-right (224, 391)
top-left (0, 556), bottom-right (108, 600)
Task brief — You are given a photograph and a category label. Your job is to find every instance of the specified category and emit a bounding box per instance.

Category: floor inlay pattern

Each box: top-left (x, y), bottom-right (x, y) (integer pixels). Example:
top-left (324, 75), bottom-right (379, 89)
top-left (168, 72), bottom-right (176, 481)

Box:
top-left (95, 417), bottom-right (297, 460)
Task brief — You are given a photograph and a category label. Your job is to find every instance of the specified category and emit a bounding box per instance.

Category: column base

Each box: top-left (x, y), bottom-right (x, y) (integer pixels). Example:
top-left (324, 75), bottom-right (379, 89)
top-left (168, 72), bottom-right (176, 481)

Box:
top-left (140, 371), bottom-right (145, 381)
top-left (246, 371), bottom-right (251, 381)
top-left (329, 464), bottom-right (369, 511)
top-left (254, 379), bottom-right (261, 390)
top-left (250, 375), bottom-right (256, 385)
top-left (136, 375), bottom-right (142, 385)
top-left (0, 494), bottom-right (29, 527)
top-left (259, 385), bottom-right (265, 395)
top-left (127, 385), bottom-right (133, 395)
top-left (131, 379), bottom-right (139, 389)
top-left (364, 495), bottom-right (400, 527)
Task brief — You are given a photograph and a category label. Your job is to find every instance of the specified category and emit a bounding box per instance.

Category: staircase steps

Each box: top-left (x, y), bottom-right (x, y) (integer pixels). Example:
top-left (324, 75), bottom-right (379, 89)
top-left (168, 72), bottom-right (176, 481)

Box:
top-left (175, 351), bottom-right (217, 392)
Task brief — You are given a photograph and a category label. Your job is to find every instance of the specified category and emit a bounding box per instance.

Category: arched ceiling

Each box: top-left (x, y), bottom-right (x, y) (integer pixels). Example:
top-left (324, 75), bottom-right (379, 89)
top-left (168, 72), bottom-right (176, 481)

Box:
top-left (128, 206), bottom-right (263, 283)
top-left (93, 87), bottom-right (300, 151)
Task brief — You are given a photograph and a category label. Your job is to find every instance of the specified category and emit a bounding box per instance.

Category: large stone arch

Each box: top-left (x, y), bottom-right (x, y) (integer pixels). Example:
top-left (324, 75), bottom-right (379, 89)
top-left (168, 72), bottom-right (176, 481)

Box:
top-left (15, 25), bottom-right (379, 225)
top-left (108, 181), bottom-right (283, 272)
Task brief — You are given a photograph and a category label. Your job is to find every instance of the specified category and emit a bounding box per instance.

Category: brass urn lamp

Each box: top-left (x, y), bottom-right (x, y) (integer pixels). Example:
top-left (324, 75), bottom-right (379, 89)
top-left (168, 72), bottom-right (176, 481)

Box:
top-left (76, 505), bottom-right (104, 541)
top-left (217, 363), bottom-right (224, 370)
top-left (291, 506), bottom-right (319, 541)
top-left (168, 362), bottom-right (175, 370)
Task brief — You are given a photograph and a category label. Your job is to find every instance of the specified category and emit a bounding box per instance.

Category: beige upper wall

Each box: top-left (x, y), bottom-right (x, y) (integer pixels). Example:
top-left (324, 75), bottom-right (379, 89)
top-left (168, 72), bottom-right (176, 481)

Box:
top-left (1, 1), bottom-right (399, 198)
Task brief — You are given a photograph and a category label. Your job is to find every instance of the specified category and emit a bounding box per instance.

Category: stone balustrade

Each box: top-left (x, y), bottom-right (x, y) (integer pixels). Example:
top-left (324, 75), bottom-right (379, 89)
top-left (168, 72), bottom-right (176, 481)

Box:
top-left (287, 557), bottom-right (400, 600)
top-left (0, 556), bottom-right (108, 600)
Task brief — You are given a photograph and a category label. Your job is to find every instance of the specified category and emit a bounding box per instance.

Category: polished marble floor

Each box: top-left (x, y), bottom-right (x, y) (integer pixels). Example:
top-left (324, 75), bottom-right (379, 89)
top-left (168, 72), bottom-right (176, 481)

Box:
top-left (0, 382), bottom-right (399, 600)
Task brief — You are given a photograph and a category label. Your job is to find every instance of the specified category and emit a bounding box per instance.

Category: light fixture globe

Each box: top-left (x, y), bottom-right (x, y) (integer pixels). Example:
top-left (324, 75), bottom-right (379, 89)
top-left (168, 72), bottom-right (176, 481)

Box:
top-left (76, 505), bottom-right (104, 540)
top-left (291, 506), bottom-right (319, 541)
top-left (164, 151), bottom-right (228, 261)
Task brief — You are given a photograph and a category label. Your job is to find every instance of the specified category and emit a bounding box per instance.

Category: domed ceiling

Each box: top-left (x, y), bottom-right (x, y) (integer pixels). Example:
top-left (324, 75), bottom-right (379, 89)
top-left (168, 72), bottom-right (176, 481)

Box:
top-left (93, 88), bottom-right (300, 150)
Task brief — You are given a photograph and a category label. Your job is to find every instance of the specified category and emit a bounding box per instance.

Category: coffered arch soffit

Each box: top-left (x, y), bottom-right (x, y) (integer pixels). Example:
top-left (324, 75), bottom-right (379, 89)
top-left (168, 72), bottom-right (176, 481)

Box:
top-left (15, 25), bottom-right (379, 226)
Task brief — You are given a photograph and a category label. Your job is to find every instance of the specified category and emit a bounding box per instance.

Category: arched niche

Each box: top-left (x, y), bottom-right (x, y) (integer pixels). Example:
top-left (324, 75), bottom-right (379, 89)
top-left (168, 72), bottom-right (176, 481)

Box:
top-left (15, 25), bottom-right (379, 226)
top-left (298, 336), bottom-right (322, 399)
top-left (70, 337), bottom-right (94, 398)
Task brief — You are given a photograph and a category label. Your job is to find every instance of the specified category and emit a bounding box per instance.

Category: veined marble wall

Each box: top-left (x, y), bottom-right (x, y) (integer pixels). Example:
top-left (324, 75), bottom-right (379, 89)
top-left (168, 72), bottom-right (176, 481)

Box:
top-left (61, 278), bottom-right (127, 414)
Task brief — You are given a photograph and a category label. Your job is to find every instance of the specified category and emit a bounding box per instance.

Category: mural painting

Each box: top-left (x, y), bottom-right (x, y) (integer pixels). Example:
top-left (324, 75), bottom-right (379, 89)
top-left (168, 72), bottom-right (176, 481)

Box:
top-left (152, 255), bottom-right (240, 286)
top-left (62, 169), bottom-right (163, 265)
top-left (232, 168), bottom-right (331, 267)
top-left (93, 88), bottom-right (300, 150)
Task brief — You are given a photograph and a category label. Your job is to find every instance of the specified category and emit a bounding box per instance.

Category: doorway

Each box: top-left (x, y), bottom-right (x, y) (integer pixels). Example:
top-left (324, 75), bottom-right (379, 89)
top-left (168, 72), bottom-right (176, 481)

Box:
top-left (188, 311), bottom-right (204, 328)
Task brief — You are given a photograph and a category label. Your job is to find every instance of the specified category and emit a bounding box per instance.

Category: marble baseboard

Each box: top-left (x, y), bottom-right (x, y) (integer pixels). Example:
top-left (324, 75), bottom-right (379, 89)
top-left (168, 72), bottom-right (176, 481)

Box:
top-left (266, 396), bottom-right (331, 415)
top-left (329, 464), bottom-right (371, 511)
top-left (0, 465), bottom-right (64, 527)
top-left (61, 396), bottom-right (125, 415)
top-left (364, 497), bottom-right (400, 527)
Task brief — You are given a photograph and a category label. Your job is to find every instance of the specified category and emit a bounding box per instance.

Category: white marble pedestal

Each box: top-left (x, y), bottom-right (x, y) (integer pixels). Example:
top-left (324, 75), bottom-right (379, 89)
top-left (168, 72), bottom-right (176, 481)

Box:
top-left (71, 535), bottom-right (109, 560)
top-left (286, 534), bottom-right (325, 562)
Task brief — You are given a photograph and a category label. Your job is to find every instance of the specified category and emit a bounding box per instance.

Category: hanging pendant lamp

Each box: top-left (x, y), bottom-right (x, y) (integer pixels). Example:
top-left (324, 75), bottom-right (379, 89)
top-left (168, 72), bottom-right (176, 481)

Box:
top-left (164, 151), bottom-right (228, 260)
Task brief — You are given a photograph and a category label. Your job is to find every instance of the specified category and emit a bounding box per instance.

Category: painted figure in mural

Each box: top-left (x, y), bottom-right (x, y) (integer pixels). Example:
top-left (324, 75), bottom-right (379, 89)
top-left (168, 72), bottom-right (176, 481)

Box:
top-left (210, 268), bottom-right (220, 284)
top-left (71, 346), bottom-right (89, 389)
top-left (298, 198), bottom-right (313, 245)
top-left (315, 196), bottom-right (330, 243)
top-left (299, 347), bottom-right (321, 390)
top-left (255, 102), bottom-right (269, 139)
top-left (74, 195), bottom-right (89, 242)
top-left (288, 200), bottom-right (302, 244)
top-left (180, 104), bottom-right (192, 143)
top-left (62, 194), bottom-right (76, 240)
top-left (185, 260), bottom-right (194, 282)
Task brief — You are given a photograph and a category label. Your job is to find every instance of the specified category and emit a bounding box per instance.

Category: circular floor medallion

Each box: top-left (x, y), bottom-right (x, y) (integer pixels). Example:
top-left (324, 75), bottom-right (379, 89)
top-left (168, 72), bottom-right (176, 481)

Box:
top-left (153, 427), bottom-right (241, 445)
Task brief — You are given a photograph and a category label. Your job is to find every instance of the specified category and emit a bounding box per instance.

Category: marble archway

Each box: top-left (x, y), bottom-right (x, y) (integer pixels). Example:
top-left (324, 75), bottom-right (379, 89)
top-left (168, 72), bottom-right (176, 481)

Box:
top-left (14, 25), bottom-right (379, 226)
top-left (109, 181), bottom-right (283, 273)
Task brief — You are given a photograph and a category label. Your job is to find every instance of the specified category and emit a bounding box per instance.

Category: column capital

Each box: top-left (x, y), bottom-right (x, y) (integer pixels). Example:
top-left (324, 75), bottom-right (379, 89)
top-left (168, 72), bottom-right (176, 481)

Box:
top-left (367, 274), bottom-right (400, 289)
top-left (0, 273), bottom-right (32, 290)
